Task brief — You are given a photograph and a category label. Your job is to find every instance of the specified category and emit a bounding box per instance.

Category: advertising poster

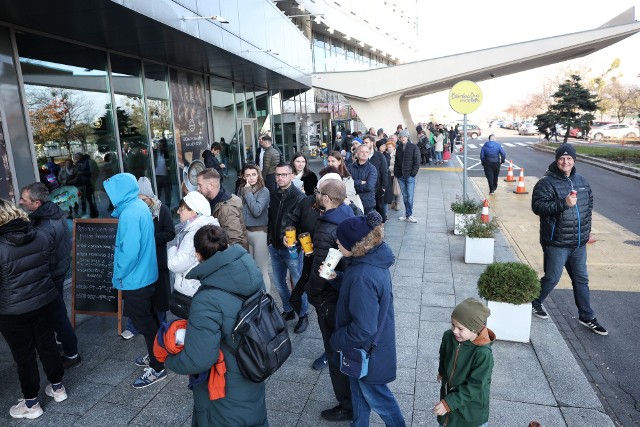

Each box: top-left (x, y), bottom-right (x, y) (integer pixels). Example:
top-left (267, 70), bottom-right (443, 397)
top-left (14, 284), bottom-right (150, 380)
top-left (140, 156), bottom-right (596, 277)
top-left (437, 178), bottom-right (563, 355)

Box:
top-left (169, 69), bottom-right (209, 172)
top-left (0, 114), bottom-right (15, 200)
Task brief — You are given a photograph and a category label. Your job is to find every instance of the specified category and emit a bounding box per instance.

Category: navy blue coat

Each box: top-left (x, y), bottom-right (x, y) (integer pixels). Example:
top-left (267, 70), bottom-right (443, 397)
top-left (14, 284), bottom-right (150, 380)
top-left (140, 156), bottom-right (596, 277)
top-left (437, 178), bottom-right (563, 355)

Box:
top-left (479, 140), bottom-right (506, 164)
top-left (330, 242), bottom-right (397, 384)
top-left (29, 201), bottom-right (71, 282)
top-left (347, 161), bottom-right (378, 209)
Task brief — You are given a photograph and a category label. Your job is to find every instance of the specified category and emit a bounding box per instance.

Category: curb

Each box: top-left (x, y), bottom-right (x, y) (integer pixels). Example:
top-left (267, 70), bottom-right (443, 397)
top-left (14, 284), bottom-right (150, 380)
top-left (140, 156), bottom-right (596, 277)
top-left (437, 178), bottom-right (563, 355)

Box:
top-left (533, 143), bottom-right (640, 180)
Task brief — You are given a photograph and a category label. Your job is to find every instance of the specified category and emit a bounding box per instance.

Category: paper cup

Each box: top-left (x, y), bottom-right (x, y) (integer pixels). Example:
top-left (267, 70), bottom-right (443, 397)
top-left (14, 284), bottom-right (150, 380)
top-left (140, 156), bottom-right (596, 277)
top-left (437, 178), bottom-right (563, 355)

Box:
top-left (299, 232), bottom-right (313, 255)
top-left (285, 226), bottom-right (296, 247)
top-left (320, 248), bottom-right (343, 279)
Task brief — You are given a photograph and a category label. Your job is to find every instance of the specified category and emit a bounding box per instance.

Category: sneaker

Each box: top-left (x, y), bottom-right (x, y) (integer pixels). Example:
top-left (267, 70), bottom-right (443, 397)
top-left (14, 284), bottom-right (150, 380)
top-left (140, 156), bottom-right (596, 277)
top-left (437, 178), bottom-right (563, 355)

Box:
top-left (45, 384), bottom-right (68, 402)
top-left (312, 353), bottom-right (328, 370)
top-left (281, 310), bottom-right (296, 321)
top-left (121, 329), bottom-right (135, 340)
top-left (135, 354), bottom-right (150, 367)
top-left (294, 315), bottom-right (309, 333)
top-left (579, 318), bottom-right (608, 336)
top-left (406, 216), bottom-right (417, 223)
top-left (132, 367), bottom-right (167, 389)
top-left (9, 399), bottom-right (43, 419)
top-left (398, 216), bottom-right (406, 221)
top-left (532, 305), bottom-right (549, 319)
top-left (62, 354), bottom-right (82, 369)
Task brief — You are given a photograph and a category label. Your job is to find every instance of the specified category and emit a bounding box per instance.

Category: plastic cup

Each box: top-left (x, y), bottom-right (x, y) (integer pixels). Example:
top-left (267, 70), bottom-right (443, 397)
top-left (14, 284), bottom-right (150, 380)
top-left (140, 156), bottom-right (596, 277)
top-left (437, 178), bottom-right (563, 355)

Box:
top-left (285, 226), bottom-right (296, 247)
top-left (319, 248), bottom-right (343, 279)
top-left (299, 232), bottom-right (313, 255)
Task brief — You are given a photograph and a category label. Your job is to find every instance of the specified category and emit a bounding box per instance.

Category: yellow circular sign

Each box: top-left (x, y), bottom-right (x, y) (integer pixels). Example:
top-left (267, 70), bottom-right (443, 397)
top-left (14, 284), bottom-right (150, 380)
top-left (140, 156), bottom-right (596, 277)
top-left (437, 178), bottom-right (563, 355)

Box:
top-left (449, 81), bottom-right (483, 114)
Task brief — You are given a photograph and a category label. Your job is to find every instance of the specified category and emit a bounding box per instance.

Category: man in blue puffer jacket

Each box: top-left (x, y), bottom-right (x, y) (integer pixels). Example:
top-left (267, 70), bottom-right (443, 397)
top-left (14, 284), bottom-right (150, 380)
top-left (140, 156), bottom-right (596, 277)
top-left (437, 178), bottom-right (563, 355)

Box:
top-left (347, 145), bottom-right (378, 214)
top-left (530, 144), bottom-right (607, 336)
top-left (104, 173), bottom-right (165, 388)
top-left (479, 134), bottom-right (506, 194)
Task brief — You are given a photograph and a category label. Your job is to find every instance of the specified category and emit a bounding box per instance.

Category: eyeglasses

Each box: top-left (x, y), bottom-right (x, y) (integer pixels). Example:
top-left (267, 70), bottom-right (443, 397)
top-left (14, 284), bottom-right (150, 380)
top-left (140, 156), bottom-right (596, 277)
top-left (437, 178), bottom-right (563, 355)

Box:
top-left (275, 173), bottom-right (290, 178)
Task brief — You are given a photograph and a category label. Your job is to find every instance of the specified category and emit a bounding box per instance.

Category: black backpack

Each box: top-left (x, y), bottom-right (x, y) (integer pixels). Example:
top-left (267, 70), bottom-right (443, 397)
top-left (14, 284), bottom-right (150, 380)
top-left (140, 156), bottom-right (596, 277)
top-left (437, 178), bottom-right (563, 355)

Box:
top-left (221, 290), bottom-right (292, 383)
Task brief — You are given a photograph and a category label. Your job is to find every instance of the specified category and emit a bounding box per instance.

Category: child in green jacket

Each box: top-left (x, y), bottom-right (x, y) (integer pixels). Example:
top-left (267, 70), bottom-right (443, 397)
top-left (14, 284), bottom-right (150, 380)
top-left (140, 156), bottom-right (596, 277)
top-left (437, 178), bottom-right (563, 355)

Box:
top-left (433, 298), bottom-right (495, 427)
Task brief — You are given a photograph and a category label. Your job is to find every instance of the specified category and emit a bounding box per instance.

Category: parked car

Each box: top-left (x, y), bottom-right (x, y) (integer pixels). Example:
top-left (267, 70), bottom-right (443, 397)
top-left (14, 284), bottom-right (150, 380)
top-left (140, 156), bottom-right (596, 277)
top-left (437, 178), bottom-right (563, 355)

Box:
top-left (452, 123), bottom-right (482, 140)
top-left (518, 122), bottom-right (539, 135)
top-left (588, 123), bottom-right (639, 140)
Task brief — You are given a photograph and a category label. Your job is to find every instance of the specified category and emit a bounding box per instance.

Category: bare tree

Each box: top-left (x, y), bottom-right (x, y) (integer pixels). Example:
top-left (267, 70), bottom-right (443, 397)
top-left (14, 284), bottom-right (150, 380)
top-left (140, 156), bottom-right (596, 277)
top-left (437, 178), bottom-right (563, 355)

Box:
top-left (602, 80), bottom-right (640, 123)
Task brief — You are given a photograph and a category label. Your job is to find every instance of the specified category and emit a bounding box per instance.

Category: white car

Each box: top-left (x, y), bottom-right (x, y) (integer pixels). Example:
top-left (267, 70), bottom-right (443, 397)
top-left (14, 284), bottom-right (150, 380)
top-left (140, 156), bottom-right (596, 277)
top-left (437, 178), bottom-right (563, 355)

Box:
top-left (518, 123), bottom-right (539, 135)
top-left (588, 124), bottom-right (639, 140)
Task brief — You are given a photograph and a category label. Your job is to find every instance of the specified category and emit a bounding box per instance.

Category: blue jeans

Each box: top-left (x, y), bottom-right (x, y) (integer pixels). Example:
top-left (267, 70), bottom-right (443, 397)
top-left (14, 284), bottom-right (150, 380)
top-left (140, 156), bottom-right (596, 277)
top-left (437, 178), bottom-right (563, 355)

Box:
top-left (533, 245), bottom-right (594, 320)
top-left (349, 377), bottom-right (406, 427)
top-left (435, 151), bottom-right (443, 162)
top-left (397, 176), bottom-right (415, 217)
top-left (268, 245), bottom-right (308, 316)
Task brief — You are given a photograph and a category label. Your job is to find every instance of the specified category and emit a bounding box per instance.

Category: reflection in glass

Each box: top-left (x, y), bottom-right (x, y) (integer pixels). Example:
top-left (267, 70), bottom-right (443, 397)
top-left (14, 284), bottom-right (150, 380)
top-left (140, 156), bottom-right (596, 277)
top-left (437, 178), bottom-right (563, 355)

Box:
top-left (210, 77), bottom-right (239, 170)
top-left (0, 112), bottom-right (14, 200)
top-left (17, 34), bottom-right (119, 218)
top-left (144, 62), bottom-right (178, 211)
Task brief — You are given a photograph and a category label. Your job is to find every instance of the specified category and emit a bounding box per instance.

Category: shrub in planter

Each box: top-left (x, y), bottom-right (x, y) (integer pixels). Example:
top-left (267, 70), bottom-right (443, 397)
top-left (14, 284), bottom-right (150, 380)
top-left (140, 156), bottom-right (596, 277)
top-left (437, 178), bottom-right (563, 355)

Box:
top-left (461, 215), bottom-right (499, 239)
top-left (477, 262), bottom-right (540, 305)
top-left (450, 196), bottom-right (483, 214)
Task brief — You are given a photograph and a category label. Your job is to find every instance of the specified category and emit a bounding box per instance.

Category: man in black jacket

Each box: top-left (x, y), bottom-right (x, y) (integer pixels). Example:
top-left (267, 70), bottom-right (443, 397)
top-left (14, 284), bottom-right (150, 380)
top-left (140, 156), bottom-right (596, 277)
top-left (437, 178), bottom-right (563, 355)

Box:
top-left (202, 142), bottom-right (225, 182)
top-left (531, 144), bottom-right (607, 336)
top-left (20, 182), bottom-right (81, 368)
top-left (267, 163), bottom-right (308, 332)
top-left (362, 135), bottom-right (389, 222)
top-left (306, 178), bottom-right (356, 422)
top-left (394, 130), bottom-right (421, 223)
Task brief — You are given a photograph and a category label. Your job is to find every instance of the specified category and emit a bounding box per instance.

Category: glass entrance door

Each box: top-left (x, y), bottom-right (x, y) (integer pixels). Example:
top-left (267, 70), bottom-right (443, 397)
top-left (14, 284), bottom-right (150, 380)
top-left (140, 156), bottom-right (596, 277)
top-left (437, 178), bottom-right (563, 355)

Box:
top-left (238, 118), bottom-right (257, 165)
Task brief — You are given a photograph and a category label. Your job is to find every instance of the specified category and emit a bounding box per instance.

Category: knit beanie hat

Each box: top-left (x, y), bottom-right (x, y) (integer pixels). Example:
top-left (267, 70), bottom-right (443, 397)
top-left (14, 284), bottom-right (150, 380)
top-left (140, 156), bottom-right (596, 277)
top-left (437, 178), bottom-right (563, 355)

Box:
top-left (399, 130), bottom-right (409, 138)
top-left (555, 143), bottom-right (576, 161)
top-left (336, 211), bottom-right (383, 251)
top-left (137, 177), bottom-right (155, 198)
top-left (451, 298), bottom-right (491, 333)
top-left (183, 191), bottom-right (211, 216)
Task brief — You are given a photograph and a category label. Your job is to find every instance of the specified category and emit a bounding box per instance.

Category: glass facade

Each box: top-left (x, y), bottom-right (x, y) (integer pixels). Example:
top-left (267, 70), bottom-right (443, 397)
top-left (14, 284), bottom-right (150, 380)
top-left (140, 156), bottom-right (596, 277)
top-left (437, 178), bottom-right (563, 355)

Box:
top-left (312, 34), bottom-right (392, 72)
top-left (1, 28), bottom-right (310, 216)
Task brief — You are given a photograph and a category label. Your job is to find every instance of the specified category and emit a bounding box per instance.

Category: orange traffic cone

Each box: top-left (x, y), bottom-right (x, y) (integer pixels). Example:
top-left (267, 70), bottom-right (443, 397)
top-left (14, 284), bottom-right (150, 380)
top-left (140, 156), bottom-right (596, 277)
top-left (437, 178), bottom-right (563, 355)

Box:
top-left (481, 199), bottom-right (490, 223)
top-left (504, 160), bottom-right (516, 182)
top-left (513, 168), bottom-right (529, 194)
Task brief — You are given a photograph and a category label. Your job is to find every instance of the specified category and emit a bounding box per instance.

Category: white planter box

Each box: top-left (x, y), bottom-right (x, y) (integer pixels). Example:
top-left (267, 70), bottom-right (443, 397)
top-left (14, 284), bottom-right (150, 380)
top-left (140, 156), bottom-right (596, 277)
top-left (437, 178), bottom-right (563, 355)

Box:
top-left (486, 300), bottom-right (532, 343)
top-left (464, 237), bottom-right (494, 264)
top-left (454, 213), bottom-right (476, 235)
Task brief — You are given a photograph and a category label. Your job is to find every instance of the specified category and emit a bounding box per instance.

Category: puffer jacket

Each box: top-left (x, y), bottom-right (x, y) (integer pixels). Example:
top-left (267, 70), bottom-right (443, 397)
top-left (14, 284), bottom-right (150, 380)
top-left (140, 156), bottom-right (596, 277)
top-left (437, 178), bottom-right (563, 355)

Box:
top-left (347, 160), bottom-right (378, 209)
top-left (268, 184), bottom-right (305, 248)
top-left (479, 140), bottom-right (506, 164)
top-left (168, 214), bottom-right (220, 297)
top-left (165, 245), bottom-right (267, 427)
top-left (104, 173), bottom-right (158, 290)
top-left (394, 141), bottom-right (420, 178)
top-left (28, 201), bottom-right (71, 281)
top-left (210, 188), bottom-right (249, 250)
top-left (531, 162), bottom-right (592, 248)
top-left (0, 219), bottom-right (57, 315)
top-left (305, 203), bottom-right (354, 306)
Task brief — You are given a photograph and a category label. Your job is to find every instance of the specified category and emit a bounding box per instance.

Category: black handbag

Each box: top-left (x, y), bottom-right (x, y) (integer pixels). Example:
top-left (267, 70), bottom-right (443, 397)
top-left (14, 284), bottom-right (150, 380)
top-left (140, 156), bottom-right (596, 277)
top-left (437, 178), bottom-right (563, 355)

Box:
top-left (169, 290), bottom-right (192, 319)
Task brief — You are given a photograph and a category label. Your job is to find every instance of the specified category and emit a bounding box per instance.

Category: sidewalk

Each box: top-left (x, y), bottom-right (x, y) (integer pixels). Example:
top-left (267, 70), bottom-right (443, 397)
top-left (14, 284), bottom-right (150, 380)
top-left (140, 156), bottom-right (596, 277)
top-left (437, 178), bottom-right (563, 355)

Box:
top-left (0, 164), bottom-right (614, 426)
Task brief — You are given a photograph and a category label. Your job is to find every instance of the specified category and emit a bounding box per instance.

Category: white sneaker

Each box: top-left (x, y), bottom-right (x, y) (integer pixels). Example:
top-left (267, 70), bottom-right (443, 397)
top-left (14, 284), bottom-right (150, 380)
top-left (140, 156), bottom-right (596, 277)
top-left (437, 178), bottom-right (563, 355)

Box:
top-left (121, 330), bottom-right (134, 340)
top-left (45, 384), bottom-right (68, 402)
top-left (398, 216), bottom-right (406, 221)
top-left (9, 399), bottom-right (43, 419)
top-left (406, 216), bottom-right (417, 223)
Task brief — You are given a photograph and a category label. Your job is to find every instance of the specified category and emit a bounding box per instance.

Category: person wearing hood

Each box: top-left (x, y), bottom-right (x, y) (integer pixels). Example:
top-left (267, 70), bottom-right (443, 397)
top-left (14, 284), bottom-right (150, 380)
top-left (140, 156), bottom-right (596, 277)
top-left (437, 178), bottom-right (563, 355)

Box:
top-left (104, 173), bottom-right (164, 389)
top-left (197, 168), bottom-right (249, 250)
top-left (202, 142), bottom-right (225, 183)
top-left (530, 144), bottom-right (607, 336)
top-left (19, 183), bottom-right (81, 369)
top-left (0, 199), bottom-right (68, 419)
top-left (168, 191), bottom-right (220, 298)
top-left (164, 225), bottom-right (268, 426)
top-left (120, 177), bottom-right (176, 340)
top-left (433, 298), bottom-right (495, 427)
top-left (330, 211), bottom-right (405, 426)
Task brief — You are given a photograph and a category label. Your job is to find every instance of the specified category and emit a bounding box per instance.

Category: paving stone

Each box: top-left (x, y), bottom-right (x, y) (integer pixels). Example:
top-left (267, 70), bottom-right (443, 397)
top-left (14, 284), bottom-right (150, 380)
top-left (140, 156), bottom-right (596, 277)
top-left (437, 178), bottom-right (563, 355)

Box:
top-left (560, 407), bottom-right (615, 427)
top-left (396, 346), bottom-right (418, 369)
top-left (422, 293), bottom-right (456, 308)
top-left (488, 399), bottom-right (564, 427)
top-left (266, 380), bottom-right (314, 414)
top-left (388, 368), bottom-right (416, 395)
top-left (73, 402), bottom-right (139, 426)
top-left (129, 389), bottom-right (192, 426)
top-left (394, 297), bottom-right (421, 313)
top-left (296, 398), bottom-right (349, 427)
top-left (394, 285), bottom-right (422, 300)
top-left (46, 380), bottom-right (113, 416)
top-left (269, 357), bottom-right (321, 384)
top-left (420, 306), bottom-right (453, 322)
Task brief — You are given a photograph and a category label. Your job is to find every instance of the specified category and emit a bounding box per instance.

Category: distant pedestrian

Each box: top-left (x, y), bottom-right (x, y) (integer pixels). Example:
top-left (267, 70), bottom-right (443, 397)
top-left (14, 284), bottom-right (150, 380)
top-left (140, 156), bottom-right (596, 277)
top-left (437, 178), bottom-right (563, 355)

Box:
top-left (433, 298), bottom-right (494, 427)
top-left (531, 144), bottom-right (608, 335)
top-left (479, 134), bottom-right (506, 195)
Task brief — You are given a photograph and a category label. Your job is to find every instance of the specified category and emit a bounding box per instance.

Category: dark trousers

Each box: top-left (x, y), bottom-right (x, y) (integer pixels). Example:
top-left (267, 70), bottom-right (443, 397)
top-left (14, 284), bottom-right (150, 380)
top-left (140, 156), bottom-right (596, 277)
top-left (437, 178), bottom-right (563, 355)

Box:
top-left (482, 162), bottom-right (501, 192)
top-left (264, 174), bottom-right (277, 194)
top-left (0, 301), bottom-right (64, 399)
top-left (156, 174), bottom-right (172, 206)
top-left (122, 286), bottom-right (164, 372)
top-left (53, 276), bottom-right (78, 357)
top-left (316, 303), bottom-right (352, 411)
top-left (375, 191), bottom-right (387, 222)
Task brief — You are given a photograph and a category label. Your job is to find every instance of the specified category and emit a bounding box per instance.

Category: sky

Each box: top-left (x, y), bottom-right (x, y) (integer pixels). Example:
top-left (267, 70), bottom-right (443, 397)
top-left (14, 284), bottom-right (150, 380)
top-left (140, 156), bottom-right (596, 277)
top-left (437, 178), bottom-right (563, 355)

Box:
top-left (409, 0), bottom-right (640, 123)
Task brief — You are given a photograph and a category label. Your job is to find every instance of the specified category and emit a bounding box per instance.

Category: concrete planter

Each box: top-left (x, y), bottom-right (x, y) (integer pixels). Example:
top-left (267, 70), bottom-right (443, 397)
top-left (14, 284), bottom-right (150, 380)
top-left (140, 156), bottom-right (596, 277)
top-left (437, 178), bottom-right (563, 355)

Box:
top-left (486, 300), bottom-right (532, 343)
top-left (454, 213), bottom-right (476, 235)
top-left (464, 236), bottom-right (494, 264)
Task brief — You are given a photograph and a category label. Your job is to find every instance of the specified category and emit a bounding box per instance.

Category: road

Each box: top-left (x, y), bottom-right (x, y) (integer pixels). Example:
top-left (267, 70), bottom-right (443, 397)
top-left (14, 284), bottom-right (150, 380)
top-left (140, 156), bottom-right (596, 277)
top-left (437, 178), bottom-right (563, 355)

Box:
top-left (454, 129), bottom-right (640, 426)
